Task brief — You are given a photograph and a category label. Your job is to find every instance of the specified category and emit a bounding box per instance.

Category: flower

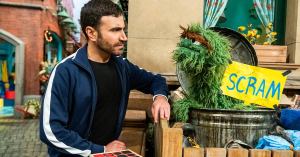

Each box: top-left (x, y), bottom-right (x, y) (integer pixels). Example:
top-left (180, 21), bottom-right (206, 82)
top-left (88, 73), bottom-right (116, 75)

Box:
top-left (252, 29), bottom-right (258, 35)
top-left (237, 23), bottom-right (277, 45)
top-left (267, 23), bottom-right (273, 29)
top-left (247, 31), bottom-right (253, 37)
top-left (238, 25), bottom-right (259, 44)
top-left (238, 26), bottom-right (246, 32)
top-left (270, 32), bottom-right (277, 36)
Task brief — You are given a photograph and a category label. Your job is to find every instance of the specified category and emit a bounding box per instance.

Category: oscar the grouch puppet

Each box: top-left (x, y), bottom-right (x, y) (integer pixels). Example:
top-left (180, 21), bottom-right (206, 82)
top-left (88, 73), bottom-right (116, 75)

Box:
top-left (172, 24), bottom-right (253, 122)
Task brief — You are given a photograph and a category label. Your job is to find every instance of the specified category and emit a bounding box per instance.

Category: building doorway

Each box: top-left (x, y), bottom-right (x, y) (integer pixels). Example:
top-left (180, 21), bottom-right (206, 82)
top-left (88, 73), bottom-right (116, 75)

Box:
top-left (0, 29), bottom-right (25, 117)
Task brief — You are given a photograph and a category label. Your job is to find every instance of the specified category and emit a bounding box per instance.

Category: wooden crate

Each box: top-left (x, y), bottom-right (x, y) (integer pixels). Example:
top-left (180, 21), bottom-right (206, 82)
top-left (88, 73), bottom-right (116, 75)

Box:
top-left (227, 148), bottom-right (249, 157)
top-left (183, 148), bottom-right (204, 157)
top-left (154, 119), bottom-right (183, 157)
top-left (294, 151), bottom-right (300, 157)
top-left (272, 150), bottom-right (293, 157)
top-left (128, 90), bottom-right (152, 111)
top-left (253, 45), bottom-right (287, 63)
top-left (123, 109), bottom-right (146, 128)
top-left (206, 148), bottom-right (226, 157)
top-left (119, 127), bottom-right (146, 156)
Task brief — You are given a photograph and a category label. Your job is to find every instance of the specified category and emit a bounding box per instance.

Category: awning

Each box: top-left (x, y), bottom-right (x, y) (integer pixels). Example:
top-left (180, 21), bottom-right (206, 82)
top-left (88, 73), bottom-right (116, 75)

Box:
top-left (57, 10), bottom-right (69, 18)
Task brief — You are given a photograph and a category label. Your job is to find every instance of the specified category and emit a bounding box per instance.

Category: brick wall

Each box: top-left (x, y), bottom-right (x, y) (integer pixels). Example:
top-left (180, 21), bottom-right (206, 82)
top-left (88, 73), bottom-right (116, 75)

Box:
top-left (0, 0), bottom-right (62, 95)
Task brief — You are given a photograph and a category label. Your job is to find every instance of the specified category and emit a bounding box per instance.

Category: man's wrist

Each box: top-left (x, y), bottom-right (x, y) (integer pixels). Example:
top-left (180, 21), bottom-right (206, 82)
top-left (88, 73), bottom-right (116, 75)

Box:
top-left (153, 94), bottom-right (168, 101)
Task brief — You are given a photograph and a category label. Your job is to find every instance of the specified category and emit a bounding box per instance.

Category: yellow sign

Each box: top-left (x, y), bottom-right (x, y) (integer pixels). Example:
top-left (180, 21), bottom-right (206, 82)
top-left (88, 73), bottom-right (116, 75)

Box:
top-left (220, 61), bottom-right (287, 108)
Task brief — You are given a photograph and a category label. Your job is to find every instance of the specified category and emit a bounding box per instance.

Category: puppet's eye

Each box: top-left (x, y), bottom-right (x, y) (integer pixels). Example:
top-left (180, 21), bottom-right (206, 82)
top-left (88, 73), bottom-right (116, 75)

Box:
top-left (193, 41), bottom-right (200, 45)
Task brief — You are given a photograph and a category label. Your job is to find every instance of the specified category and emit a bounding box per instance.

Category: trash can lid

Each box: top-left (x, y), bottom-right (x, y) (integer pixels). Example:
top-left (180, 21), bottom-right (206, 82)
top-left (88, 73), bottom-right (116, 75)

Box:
top-left (210, 27), bottom-right (258, 66)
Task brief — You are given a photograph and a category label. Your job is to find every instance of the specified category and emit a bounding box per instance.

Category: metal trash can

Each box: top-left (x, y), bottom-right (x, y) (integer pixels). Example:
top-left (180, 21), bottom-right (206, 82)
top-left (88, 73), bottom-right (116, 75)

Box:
top-left (189, 108), bottom-right (275, 147)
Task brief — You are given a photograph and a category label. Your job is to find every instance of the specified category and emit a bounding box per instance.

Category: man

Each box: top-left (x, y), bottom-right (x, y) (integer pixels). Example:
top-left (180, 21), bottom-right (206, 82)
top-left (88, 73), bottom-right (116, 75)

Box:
top-left (39, 0), bottom-right (170, 156)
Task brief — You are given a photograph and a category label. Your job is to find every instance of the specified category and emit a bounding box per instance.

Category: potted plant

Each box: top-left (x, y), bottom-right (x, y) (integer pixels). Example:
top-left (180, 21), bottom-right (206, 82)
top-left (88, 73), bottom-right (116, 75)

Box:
top-left (24, 99), bottom-right (41, 118)
top-left (15, 98), bottom-right (41, 119)
top-left (38, 58), bottom-right (57, 94)
top-left (237, 23), bottom-right (287, 64)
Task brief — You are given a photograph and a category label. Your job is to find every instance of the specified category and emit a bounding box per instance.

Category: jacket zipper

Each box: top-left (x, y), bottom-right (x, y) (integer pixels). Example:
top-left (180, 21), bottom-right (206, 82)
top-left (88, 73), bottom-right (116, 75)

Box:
top-left (113, 59), bottom-right (126, 138)
top-left (73, 59), bottom-right (98, 138)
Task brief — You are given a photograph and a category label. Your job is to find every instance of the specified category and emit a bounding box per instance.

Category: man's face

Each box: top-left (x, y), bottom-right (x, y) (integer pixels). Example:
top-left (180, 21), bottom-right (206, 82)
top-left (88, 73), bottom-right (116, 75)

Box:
top-left (96, 15), bottom-right (127, 56)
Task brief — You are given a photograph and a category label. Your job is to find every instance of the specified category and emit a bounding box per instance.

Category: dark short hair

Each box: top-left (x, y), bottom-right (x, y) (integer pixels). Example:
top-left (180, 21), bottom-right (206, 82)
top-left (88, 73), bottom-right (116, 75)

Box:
top-left (80, 0), bottom-right (123, 39)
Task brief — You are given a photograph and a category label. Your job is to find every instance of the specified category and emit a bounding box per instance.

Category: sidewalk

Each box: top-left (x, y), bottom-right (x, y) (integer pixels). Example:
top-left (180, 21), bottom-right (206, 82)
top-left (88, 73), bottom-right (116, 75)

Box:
top-left (0, 118), bottom-right (47, 157)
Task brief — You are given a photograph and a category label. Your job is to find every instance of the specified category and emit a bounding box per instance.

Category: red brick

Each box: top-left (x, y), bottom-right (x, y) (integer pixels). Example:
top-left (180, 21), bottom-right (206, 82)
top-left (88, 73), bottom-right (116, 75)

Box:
top-left (0, 0), bottom-right (62, 95)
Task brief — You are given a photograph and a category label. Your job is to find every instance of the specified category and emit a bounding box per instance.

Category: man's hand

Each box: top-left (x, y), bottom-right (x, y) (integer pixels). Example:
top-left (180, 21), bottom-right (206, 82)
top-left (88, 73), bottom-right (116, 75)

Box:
top-left (151, 95), bottom-right (170, 123)
top-left (105, 140), bottom-right (126, 152)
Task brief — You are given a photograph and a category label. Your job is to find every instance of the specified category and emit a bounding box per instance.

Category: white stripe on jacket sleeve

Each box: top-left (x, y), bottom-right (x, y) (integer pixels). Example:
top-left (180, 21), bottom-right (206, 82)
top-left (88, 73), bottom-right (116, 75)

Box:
top-left (42, 53), bottom-right (91, 156)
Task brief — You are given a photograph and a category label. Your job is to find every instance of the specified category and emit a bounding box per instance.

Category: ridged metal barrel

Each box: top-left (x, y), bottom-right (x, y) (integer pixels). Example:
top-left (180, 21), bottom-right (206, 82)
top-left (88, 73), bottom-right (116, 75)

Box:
top-left (189, 108), bottom-right (276, 147)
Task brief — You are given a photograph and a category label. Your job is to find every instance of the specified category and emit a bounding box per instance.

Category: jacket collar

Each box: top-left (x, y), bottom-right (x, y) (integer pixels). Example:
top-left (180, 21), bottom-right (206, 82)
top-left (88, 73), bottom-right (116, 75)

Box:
top-left (72, 44), bottom-right (91, 72)
top-left (73, 44), bottom-right (120, 69)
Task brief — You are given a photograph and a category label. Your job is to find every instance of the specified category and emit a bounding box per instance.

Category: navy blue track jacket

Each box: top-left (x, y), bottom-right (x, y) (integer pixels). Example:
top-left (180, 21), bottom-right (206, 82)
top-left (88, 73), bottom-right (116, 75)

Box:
top-left (39, 45), bottom-right (168, 157)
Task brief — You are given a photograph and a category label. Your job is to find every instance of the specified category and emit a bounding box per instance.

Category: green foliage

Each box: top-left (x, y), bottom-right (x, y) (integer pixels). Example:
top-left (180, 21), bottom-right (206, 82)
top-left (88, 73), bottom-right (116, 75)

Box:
top-left (172, 24), bottom-right (256, 122)
top-left (173, 97), bottom-right (258, 122)
top-left (172, 97), bottom-right (198, 122)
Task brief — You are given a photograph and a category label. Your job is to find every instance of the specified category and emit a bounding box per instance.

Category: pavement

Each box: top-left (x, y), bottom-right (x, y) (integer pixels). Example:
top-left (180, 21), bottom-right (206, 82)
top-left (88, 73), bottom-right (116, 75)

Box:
top-left (0, 118), bottom-right (48, 157)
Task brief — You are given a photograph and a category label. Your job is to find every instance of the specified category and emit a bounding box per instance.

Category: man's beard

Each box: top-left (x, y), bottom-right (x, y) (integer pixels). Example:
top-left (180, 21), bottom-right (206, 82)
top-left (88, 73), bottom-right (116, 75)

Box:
top-left (96, 38), bottom-right (124, 56)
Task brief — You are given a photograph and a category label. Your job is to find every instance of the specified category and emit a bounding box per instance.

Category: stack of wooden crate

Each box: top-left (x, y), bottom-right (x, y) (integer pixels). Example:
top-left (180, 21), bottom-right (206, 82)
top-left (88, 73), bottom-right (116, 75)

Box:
top-left (119, 90), bottom-right (153, 156)
top-left (181, 148), bottom-right (299, 157)
top-left (155, 119), bottom-right (300, 157)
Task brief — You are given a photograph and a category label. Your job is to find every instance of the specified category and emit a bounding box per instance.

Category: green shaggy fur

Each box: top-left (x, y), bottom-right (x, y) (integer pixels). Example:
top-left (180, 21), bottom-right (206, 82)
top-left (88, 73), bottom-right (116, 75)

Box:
top-left (172, 24), bottom-right (256, 122)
